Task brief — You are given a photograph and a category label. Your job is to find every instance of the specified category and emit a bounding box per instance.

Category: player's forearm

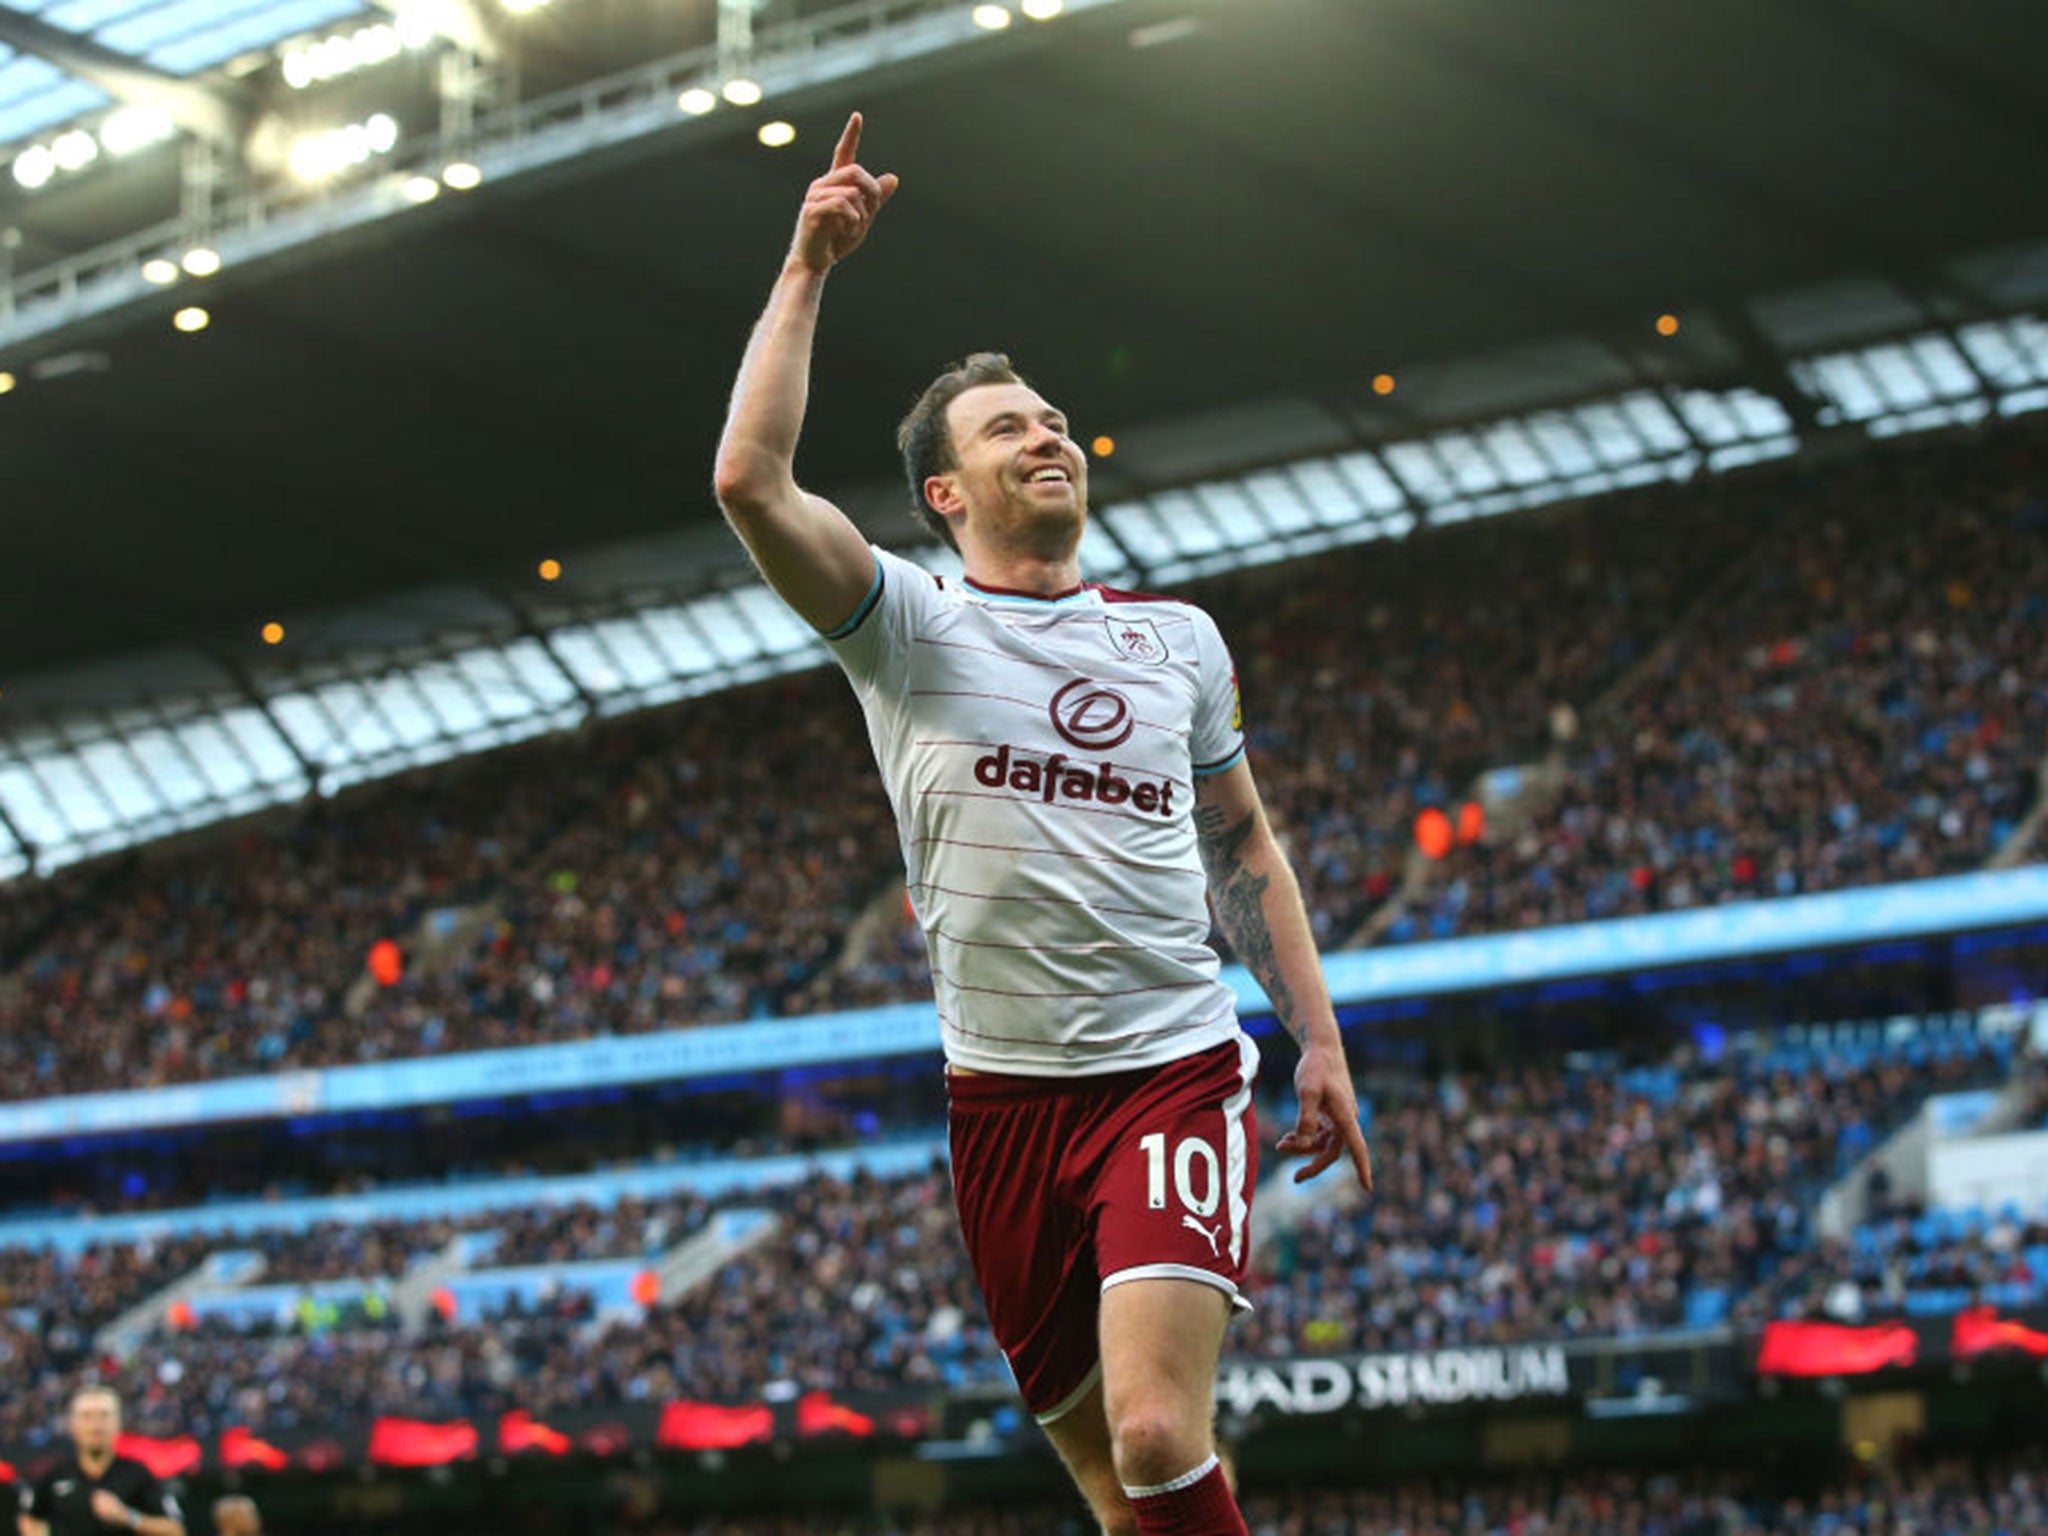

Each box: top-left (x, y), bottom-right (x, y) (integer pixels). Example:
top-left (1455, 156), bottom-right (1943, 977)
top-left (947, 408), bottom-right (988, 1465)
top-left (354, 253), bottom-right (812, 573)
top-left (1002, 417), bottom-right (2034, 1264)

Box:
top-left (1198, 812), bottom-right (1341, 1052)
top-left (714, 260), bottom-right (829, 508)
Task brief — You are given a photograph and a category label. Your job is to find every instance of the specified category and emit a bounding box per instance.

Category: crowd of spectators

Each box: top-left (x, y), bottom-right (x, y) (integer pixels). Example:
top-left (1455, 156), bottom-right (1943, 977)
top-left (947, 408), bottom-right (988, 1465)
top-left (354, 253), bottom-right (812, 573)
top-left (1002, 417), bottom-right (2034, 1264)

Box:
top-left (0, 1164), bottom-right (994, 1447)
top-left (1, 1028), bottom-right (2023, 1448)
top-left (0, 672), bottom-right (900, 1099)
top-left (1, 422), bottom-right (2042, 1099)
top-left (0, 1232), bottom-right (213, 1370)
top-left (150, 1189), bottom-right (717, 1293)
top-left (1761, 1204), bottom-right (2048, 1327)
top-left (0, 1186), bottom-right (736, 1444)
top-left (627, 1455), bottom-right (2048, 1535)
top-left (1240, 1037), bottom-right (2012, 1354)
top-left (1391, 430), bottom-right (2048, 940)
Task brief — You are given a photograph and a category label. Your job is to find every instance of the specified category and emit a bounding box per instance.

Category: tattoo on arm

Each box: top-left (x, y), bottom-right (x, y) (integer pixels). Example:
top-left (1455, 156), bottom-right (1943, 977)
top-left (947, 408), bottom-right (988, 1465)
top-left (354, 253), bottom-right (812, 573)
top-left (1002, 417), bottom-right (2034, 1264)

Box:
top-left (1195, 803), bottom-right (1303, 1044)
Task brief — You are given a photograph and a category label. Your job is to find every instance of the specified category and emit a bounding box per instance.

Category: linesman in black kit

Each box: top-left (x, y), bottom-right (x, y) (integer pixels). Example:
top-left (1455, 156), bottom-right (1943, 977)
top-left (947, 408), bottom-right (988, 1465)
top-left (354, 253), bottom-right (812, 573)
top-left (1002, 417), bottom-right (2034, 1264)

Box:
top-left (17, 1387), bottom-right (184, 1536)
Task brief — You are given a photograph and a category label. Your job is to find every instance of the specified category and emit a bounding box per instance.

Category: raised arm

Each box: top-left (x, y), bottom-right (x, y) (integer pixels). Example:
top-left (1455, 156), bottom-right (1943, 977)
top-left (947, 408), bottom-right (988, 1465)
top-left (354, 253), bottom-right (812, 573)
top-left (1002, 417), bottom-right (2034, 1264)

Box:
top-left (713, 112), bottom-right (898, 633)
top-left (1194, 759), bottom-right (1374, 1192)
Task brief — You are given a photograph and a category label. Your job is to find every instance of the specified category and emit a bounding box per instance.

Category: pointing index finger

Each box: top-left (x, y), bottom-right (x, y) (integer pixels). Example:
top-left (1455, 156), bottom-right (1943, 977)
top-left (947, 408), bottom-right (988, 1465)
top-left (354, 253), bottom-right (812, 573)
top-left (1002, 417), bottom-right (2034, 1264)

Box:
top-left (832, 112), bottom-right (862, 171)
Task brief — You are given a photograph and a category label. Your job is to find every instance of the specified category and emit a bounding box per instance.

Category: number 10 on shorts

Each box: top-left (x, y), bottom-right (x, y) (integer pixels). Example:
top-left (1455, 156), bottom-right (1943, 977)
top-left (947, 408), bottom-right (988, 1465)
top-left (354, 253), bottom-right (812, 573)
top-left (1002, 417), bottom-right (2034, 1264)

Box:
top-left (1139, 1131), bottom-right (1221, 1217)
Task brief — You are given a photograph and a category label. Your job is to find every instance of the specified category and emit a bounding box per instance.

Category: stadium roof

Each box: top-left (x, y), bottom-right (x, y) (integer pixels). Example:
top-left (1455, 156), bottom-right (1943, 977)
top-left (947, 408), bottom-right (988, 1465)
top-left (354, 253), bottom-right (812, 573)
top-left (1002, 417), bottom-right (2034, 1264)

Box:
top-left (0, 0), bottom-right (2045, 873)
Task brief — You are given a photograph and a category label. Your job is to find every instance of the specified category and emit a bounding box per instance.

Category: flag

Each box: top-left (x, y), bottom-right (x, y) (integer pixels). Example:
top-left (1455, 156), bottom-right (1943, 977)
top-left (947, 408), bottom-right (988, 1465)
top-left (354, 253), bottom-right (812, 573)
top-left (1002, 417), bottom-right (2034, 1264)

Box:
top-left (1756, 1319), bottom-right (1917, 1377)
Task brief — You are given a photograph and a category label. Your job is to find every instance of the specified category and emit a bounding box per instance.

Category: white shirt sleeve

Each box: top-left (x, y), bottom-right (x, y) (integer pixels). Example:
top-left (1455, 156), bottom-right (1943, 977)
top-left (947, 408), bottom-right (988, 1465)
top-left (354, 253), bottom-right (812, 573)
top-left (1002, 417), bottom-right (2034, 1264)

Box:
top-left (1188, 605), bottom-right (1246, 775)
top-left (822, 544), bottom-right (944, 690)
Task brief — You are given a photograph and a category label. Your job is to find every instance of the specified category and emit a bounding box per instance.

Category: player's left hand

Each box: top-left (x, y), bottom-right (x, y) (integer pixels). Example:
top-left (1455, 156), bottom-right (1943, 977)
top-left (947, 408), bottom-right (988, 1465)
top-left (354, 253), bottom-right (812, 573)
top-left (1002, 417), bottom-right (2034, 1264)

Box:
top-left (90, 1490), bottom-right (133, 1527)
top-left (1279, 1042), bottom-right (1373, 1192)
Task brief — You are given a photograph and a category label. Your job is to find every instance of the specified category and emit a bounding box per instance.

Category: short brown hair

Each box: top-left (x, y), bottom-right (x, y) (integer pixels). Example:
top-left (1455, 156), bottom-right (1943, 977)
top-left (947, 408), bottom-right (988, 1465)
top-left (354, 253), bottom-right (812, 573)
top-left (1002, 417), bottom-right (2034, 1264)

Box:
top-left (895, 352), bottom-right (1028, 552)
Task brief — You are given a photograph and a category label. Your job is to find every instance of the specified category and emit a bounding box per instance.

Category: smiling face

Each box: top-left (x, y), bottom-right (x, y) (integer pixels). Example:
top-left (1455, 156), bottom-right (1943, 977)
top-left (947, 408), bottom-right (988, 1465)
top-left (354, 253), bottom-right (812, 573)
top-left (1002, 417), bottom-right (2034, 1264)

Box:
top-left (926, 382), bottom-right (1089, 565)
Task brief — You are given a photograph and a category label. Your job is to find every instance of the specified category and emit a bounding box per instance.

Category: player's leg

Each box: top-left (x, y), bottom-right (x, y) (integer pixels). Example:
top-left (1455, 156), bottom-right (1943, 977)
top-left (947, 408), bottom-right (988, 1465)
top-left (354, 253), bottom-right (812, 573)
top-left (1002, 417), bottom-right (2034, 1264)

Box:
top-left (1083, 1036), bottom-right (1261, 1534)
top-left (1038, 1374), bottom-right (1137, 1536)
top-left (947, 1072), bottom-right (1131, 1532)
top-left (1098, 1276), bottom-right (1244, 1533)
top-left (1098, 1275), bottom-right (1230, 1484)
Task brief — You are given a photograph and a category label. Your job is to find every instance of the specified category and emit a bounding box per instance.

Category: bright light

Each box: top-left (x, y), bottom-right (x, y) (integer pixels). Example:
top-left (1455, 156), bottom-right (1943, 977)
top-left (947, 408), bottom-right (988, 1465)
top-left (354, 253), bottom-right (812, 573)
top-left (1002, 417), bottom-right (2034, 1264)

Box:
top-left (1656, 312), bottom-right (1681, 337)
top-left (1372, 373), bottom-right (1397, 397)
top-left (757, 121), bottom-right (796, 148)
top-left (261, 621), bottom-right (285, 646)
top-left (1091, 435), bottom-right (1115, 458)
top-left (283, 21), bottom-right (410, 89)
top-left (50, 129), bottom-right (99, 173)
top-left (538, 558), bottom-right (562, 582)
top-left (173, 306), bottom-right (211, 334)
top-left (142, 258), bottom-right (180, 285)
top-left (0, 373), bottom-right (15, 396)
top-left (501, 0), bottom-right (550, 12)
top-left (441, 161), bottom-right (482, 190)
top-left (391, 7), bottom-right (437, 48)
top-left (181, 246), bottom-right (221, 278)
top-left (11, 146), bottom-right (55, 190)
top-left (1020, 0), bottom-right (1063, 17)
top-left (721, 78), bottom-right (763, 106)
top-left (402, 174), bottom-right (441, 203)
top-left (677, 88), bottom-right (718, 116)
top-left (971, 4), bottom-right (1012, 29)
top-left (289, 114), bottom-right (402, 182)
top-left (99, 106), bottom-right (174, 157)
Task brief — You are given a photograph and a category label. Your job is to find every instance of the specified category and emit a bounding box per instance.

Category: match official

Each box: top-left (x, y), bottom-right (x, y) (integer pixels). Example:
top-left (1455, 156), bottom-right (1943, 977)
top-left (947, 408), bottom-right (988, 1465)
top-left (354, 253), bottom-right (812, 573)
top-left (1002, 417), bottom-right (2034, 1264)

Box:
top-left (17, 1388), bottom-right (183, 1536)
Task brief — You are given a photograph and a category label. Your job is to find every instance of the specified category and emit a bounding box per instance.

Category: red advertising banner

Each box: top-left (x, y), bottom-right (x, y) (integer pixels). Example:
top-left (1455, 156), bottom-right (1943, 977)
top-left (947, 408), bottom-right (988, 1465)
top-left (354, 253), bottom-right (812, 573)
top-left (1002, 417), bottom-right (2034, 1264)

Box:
top-left (498, 1410), bottom-right (573, 1457)
top-left (1755, 1319), bottom-right (1918, 1377)
top-left (1952, 1305), bottom-right (2048, 1360)
top-left (655, 1401), bottom-right (774, 1451)
top-left (795, 1391), bottom-right (874, 1439)
top-left (366, 1417), bottom-right (479, 1468)
top-left (114, 1434), bottom-right (203, 1478)
top-left (219, 1428), bottom-right (290, 1471)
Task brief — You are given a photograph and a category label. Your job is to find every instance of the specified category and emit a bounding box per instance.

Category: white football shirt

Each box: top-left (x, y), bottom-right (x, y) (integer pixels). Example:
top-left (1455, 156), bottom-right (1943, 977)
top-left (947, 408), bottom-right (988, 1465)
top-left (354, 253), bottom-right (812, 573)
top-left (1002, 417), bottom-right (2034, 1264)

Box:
top-left (825, 545), bottom-right (1249, 1075)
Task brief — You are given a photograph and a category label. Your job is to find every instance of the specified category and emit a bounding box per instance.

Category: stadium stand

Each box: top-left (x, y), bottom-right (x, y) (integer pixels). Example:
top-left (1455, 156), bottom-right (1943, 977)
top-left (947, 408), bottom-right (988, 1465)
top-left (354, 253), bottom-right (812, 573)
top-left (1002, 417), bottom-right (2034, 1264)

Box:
top-left (2, 421), bottom-right (2043, 1104)
top-left (629, 1454), bottom-right (2048, 1534)
top-left (1392, 429), bottom-right (2048, 941)
top-left (2, 1020), bottom-right (2028, 1450)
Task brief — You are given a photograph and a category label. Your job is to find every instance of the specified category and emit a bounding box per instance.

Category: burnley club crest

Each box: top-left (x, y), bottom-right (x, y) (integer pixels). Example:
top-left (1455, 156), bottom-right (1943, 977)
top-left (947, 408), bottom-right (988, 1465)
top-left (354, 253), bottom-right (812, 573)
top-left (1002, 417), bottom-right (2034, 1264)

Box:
top-left (1106, 616), bottom-right (1168, 665)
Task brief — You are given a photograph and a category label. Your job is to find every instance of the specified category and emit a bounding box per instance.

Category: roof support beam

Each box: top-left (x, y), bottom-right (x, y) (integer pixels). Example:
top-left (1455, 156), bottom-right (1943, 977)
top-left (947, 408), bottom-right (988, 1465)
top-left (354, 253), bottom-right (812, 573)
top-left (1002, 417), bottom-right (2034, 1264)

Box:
top-left (0, 5), bottom-right (252, 150)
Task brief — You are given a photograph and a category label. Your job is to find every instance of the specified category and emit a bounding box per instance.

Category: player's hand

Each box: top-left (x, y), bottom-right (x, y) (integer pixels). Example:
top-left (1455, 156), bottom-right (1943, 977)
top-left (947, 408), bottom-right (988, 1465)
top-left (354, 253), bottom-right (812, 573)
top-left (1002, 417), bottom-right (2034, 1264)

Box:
top-left (788, 112), bottom-right (899, 275)
top-left (1278, 1041), bottom-right (1373, 1192)
top-left (89, 1491), bottom-right (132, 1528)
